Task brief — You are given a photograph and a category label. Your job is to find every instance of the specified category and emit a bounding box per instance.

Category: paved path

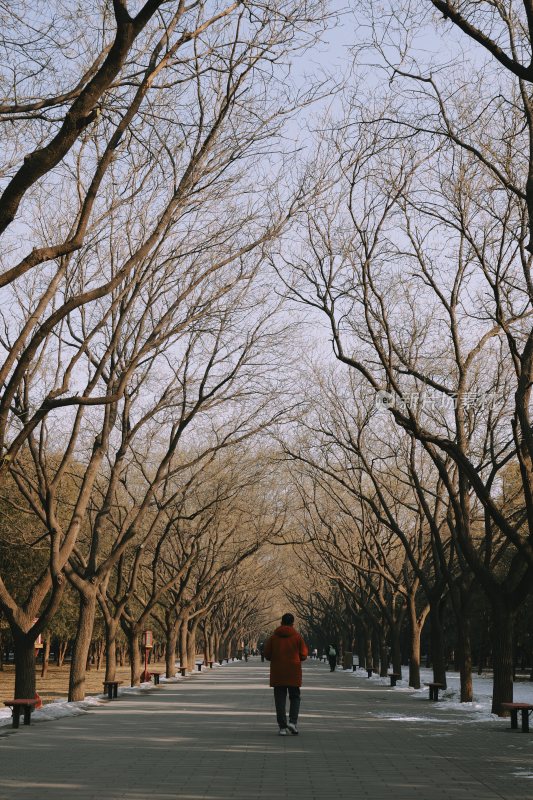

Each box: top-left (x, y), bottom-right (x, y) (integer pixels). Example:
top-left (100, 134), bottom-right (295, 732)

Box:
top-left (1, 659), bottom-right (533, 799)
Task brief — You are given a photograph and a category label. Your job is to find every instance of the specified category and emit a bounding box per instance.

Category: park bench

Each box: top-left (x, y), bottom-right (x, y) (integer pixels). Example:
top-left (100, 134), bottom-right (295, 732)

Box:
top-left (179, 667), bottom-right (187, 676)
top-left (151, 672), bottom-right (161, 685)
top-left (3, 699), bottom-right (38, 728)
top-left (102, 680), bottom-right (122, 699)
top-left (196, 663), bottom-right (202, 672)
top-left (501, 702), bottom-right (533, 733)
top-left (388, 673), bottom-right (401, 687)
top-left (424, 682), bottom-right (444, 701)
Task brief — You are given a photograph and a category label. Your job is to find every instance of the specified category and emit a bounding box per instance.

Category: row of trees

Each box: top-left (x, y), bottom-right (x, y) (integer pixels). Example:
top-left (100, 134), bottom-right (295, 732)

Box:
top-left (0, 512), bottom-right (271, 696)
top-left (0, 0), bottom-right (329, 700)
top-left (3, 0), bottom-right (533, 719)
top-left (276, 0), bottom-right (533, 715)
top-left (1, 540), bottom-right (274, 685)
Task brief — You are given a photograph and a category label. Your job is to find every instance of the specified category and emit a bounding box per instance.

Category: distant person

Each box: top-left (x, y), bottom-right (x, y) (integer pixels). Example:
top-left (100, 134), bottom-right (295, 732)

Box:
top-left (243, 644), bottom-right (249, 662)
top-left (264, 613), bottom-right (308, 735)
top-left (327, 644), bottom-right (337, 672)
top-left (259, 642), bottom-right (265, 662)
top-left (312, 647), bottom-right (318, 659)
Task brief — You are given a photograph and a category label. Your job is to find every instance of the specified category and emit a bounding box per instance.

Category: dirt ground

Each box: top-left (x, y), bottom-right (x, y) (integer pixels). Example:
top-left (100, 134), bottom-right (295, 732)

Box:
top-left (0, 659), bottom-right (169, 704)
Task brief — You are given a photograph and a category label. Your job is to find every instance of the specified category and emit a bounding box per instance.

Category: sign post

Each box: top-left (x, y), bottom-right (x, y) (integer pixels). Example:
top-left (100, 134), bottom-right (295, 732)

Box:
top-left (141, 630), bottom-right (153, 682)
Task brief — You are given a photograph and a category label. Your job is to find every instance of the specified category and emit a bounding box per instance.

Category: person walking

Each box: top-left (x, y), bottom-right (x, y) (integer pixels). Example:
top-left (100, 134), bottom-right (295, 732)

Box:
top-left (264, 613), bottom-right (308, 736)
top-left (327, 644), bottom-right (337, 672)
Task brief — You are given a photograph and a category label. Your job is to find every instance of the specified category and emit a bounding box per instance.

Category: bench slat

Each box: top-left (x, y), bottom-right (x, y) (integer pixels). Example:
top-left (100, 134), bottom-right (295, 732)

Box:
top-left (501, 703), bottom-right (533, 732)
top-left (3, 699), bottom-right (37, 728)
top-left (4, 699), bottom-right (38, 705)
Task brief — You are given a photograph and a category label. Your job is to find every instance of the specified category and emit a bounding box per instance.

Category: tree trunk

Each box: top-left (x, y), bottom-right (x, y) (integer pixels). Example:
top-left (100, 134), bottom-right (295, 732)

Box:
top-left (364, 632), bottom-right (373, 672)
top-left (128, 628), bottom-right (142, 687)
top-left (407, 597), bottom-right (422, 689)
top-left (209, 632), bottom-right (217, 663)
top-left (166, 623), bottom-right (178, 678)
top-left (41, 637), bottom-right (51, 679)
top-left (477, 644), bottom-right (485, 675)
top-left (456, 613), bottom-right (473, 702)
top-left (355, 632), bottom-right (365, 668)
top-left (179, 617), bottom-right (189, 671)
top-left (68, 588), bottom-right (97, 701)
top-left (96, 640), bottom-right (104, 670)
top-left (491, 602), bottom-right (515, 715)
top-left (202, 626), bottom-right (209, 665)
top-left (391, 623), bottom-right (402, 678)
top-left (13, 629), bottom-right (37, 699)
top-left (104, 619), bottom-right (119, 682)
top-left (187, 625), bottom-right (196, 671)
top-left (219, 635), bottom-right (228, 661)
top-left (86, 641), bottom-right (93, 672)
top-left (58, 640), bottom-right (68, 667)
top-left (379, 635), bottom-right (388, 678)
top-left (429, 602), bottom-right (447, 689)
top-left (223, 633), bottom-right (229, 660)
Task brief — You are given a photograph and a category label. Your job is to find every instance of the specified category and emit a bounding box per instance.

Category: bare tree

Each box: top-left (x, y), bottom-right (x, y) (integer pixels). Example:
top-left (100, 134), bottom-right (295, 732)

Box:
top-left (281, 102), bottom-right (532, 710)
top-left (0, 0), bottom-right (327, 699)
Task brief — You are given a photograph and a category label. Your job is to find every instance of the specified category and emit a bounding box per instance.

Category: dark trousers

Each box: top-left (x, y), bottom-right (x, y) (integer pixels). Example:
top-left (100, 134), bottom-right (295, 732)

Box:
top-left (328, 656), bottom-right (336, 672)
top-left (273, 686), bottom-right (300, 728)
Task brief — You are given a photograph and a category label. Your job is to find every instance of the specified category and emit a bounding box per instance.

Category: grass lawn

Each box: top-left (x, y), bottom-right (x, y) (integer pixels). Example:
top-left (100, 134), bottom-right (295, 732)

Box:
top-left (0, 659), bottom-right (170, 704)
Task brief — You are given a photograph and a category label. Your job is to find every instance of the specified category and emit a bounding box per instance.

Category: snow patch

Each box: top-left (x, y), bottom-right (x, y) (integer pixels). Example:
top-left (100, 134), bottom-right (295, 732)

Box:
top-left (372, 713), bottom-right (443, 723)
top-left (512, 770), bottom-right (533, 780)
top-left (0, 695), bottom-right (104, 728)
top-left (351, 666), bottom-right (530, 723)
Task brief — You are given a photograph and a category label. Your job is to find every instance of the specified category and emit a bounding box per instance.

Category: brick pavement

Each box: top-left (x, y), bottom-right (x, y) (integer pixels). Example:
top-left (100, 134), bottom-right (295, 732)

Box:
top-left (1, 659), bottom-right (532, 800)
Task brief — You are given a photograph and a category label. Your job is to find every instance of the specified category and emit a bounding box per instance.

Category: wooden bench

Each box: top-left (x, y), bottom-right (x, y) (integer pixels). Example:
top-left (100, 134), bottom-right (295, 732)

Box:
top-left (151, 672), bottom-right (161, 685)
top-left (388, 673), bottom-right (401, 687)
top-left (4, 699), bottom-right (38, 728)
top-left (424, 682), bottom-right (444, 701)
top-left (501, 702), bottom-right (533, 732)
top-left (103, 680), bottom-right (122, 699)
top-left (179, 667), bottom-right (187, 676)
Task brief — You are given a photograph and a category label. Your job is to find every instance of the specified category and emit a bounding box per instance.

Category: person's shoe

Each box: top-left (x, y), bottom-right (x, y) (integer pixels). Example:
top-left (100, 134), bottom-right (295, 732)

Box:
top-left (287, 722), bottom-right (298, 735)
top-left (278, 727), bottom-right (288, 736)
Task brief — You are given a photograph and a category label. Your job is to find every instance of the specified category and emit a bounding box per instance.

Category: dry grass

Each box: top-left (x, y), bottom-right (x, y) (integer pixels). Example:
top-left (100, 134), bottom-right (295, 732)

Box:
top-left (0, 660), bottom-right (170, 704)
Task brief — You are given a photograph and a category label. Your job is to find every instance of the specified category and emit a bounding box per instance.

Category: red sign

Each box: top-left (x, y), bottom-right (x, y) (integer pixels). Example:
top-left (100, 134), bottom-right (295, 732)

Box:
top-left (142, 630), bottom-right (153, 649)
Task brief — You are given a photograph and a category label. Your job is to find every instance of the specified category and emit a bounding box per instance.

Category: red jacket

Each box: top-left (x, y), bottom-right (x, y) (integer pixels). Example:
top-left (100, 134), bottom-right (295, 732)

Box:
top-left (264, 625), bottom-right (308, 687)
